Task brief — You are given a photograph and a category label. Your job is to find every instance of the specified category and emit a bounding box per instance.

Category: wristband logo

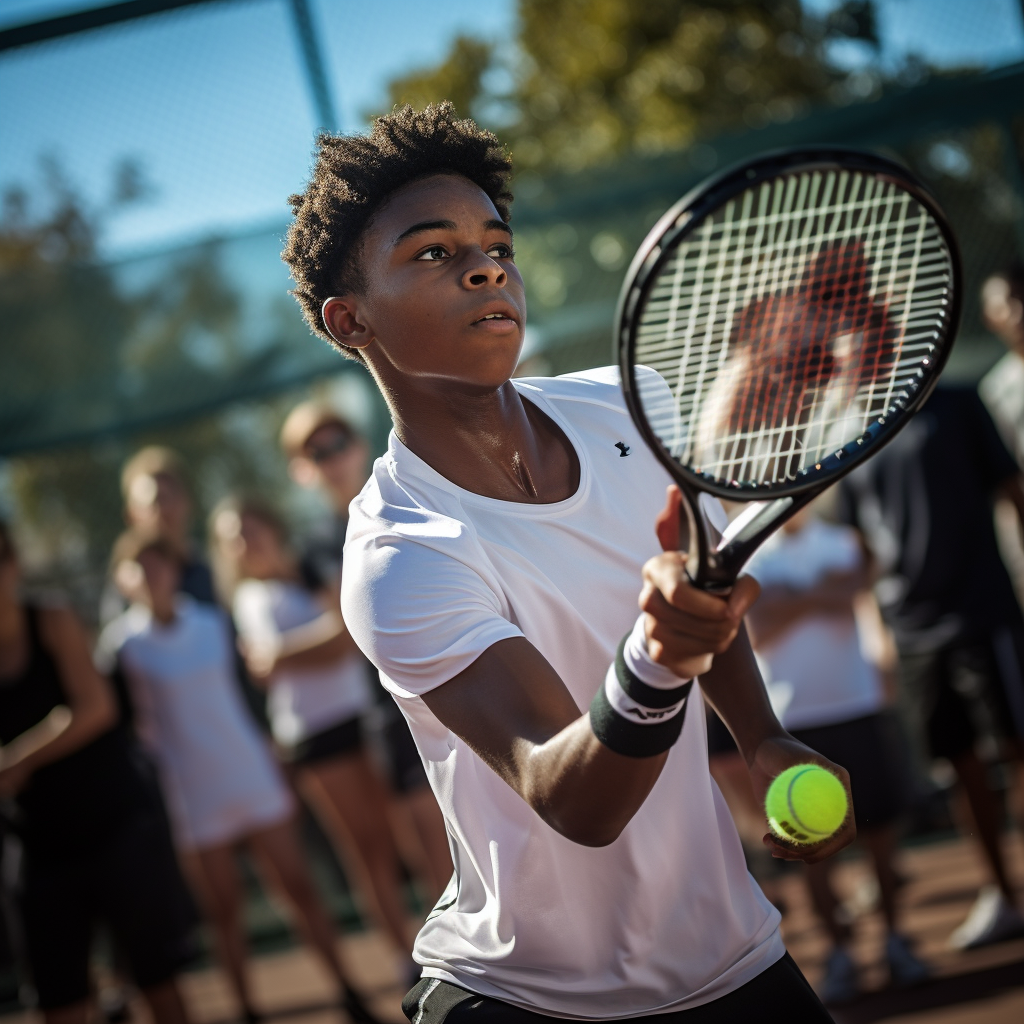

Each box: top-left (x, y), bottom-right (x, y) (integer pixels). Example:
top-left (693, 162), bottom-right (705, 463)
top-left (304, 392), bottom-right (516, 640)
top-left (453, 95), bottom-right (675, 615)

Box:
top-left (623, 700), bottom-right (686, 720)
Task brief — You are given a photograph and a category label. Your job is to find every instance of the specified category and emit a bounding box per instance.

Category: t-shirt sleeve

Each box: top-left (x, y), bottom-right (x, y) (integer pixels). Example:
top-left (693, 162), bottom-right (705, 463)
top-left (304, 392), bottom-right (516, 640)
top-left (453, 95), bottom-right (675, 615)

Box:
top-left (342, 533), bottom-right (524, 698)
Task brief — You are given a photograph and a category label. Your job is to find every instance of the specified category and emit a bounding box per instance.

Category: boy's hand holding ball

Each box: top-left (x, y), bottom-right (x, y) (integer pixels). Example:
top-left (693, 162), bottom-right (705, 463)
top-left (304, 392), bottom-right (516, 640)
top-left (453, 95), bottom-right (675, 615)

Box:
top-left (765, 764), bottom-right (848, 845)
top-left (749, 735), bottom-right (856, 864)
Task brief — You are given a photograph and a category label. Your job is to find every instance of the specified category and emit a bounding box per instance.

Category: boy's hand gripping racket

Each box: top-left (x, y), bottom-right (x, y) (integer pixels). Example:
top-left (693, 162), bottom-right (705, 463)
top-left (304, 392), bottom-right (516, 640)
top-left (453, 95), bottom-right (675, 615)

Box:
top-left (617, 148), bottom-right (960, 590)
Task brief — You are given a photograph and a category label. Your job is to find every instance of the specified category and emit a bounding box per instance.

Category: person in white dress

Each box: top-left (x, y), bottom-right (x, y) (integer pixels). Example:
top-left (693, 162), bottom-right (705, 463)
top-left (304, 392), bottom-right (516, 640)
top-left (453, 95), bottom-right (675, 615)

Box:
top-left (101, 530), bottom-right (374, 1024)
top-left (209, 496), bottom-right (416, 976)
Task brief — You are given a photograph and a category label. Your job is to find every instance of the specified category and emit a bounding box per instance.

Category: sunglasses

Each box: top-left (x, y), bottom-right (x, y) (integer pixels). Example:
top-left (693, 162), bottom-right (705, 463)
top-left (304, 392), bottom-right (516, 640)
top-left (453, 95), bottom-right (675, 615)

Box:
top-left (305, 430), bottom-right (354, 464)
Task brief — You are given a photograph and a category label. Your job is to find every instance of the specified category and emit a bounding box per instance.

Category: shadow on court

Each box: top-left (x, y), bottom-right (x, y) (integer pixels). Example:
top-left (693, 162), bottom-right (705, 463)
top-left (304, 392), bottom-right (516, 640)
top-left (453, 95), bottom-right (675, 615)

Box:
top-left (830, 957), bottom-right (1024, 1023)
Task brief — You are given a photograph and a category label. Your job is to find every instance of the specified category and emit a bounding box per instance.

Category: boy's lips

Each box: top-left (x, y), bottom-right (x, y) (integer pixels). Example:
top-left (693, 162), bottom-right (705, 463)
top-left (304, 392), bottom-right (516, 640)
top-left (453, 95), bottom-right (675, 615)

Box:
top-left (471, 303), bottom-right (519, 326)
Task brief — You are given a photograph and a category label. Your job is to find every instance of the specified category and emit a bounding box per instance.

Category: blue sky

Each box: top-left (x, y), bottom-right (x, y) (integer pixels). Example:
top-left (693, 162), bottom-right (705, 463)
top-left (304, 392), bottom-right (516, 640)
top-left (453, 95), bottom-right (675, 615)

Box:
top-left (0, 0), bottom-right (518, 253)
top-left (1, 0), bottom-right (1021, 257)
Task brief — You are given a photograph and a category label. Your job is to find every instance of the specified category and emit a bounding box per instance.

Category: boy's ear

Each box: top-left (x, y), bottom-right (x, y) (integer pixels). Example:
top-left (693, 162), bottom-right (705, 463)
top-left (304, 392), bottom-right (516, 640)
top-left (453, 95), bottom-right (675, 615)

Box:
top-left (322, 297), bottom-right (372, 350)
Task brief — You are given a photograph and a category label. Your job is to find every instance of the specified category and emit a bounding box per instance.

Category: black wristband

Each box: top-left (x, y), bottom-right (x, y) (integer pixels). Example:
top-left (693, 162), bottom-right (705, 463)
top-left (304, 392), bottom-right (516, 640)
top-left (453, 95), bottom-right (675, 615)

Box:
top-left (588, 636), bottom-right (692, 758)
top-left (614, 638), bottom-right (694, 709)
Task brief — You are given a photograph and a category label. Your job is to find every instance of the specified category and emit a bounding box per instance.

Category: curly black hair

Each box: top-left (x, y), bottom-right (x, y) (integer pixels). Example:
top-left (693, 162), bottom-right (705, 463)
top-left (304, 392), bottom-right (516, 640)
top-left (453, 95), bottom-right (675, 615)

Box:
top-left (283, 103), bottom-right (514, 361)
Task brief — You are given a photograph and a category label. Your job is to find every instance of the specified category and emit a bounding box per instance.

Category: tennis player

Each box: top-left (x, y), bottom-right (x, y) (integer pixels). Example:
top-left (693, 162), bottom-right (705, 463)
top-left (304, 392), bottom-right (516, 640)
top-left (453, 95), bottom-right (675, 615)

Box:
top-left (283, 103), bottom-right (853, 1023)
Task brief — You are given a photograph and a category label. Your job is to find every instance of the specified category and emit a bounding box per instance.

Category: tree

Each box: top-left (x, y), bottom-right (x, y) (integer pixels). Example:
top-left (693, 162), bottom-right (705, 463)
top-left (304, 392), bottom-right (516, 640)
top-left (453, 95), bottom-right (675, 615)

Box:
top-left (0, 162), bottom-right (296, 620)
top-left (383, 0), bottom-right (853, 173)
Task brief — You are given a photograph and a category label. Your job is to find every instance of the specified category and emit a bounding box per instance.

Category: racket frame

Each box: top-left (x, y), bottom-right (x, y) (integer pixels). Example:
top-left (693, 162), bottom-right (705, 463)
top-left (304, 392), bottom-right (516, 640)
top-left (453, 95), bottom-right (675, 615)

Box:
top-left (616, 147), bottom-right (961, 589)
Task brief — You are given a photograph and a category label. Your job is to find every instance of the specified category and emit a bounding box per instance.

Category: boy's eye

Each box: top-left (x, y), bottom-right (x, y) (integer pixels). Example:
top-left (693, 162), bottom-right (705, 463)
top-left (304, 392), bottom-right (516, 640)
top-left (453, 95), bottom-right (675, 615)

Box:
top-left (415, 245), bottom-right (450, 261)
top-left (487, 243), bottom-right (515, 260)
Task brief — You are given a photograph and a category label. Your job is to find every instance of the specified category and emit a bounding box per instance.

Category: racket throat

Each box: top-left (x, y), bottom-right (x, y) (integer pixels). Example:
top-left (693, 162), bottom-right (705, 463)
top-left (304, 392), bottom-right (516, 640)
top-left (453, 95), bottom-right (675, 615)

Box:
top-left (688, 492), bottom-right (814, 590)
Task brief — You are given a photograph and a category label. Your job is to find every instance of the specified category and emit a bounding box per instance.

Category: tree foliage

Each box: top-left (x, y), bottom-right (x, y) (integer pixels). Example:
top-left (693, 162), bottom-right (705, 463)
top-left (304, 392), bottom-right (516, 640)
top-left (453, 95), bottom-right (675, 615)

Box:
top-left (0, 164), bottom-right (294, 619)
top-left (383, 0), bottom-right (864, 172)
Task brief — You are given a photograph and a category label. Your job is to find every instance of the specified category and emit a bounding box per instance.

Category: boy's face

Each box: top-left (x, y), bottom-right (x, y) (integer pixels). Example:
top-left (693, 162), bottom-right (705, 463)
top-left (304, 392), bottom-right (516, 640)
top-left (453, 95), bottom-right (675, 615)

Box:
top-left (325, 174), bottom-right (526, 393)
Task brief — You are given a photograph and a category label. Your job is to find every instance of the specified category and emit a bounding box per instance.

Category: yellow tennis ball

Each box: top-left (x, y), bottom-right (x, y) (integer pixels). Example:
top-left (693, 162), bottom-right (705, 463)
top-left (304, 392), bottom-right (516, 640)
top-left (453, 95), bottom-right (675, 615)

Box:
top-left (765, 764), bottom-right (848, 844)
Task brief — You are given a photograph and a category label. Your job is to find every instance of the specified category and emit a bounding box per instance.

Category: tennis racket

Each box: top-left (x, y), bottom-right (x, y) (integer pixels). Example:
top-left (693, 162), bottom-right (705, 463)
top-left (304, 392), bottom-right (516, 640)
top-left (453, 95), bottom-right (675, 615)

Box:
top-left (617, 148), bottom-right (960, 591)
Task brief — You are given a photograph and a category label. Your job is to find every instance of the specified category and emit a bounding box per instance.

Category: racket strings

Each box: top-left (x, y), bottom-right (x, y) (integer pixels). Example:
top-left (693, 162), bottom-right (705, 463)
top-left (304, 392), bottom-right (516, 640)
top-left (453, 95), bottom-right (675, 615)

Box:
top-left (634, 168), bottom-right (953, 487)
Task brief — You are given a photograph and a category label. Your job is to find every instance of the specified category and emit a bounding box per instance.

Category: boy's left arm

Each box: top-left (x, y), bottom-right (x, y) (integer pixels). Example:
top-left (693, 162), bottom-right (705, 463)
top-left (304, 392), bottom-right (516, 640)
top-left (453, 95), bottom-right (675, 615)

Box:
top-left (699, 629), bottom-right (856, 864)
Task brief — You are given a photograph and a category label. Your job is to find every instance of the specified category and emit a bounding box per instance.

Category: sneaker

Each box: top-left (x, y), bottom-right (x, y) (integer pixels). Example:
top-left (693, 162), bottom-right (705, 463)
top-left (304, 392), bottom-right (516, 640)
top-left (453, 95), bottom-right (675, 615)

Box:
top-left (819, 946), bottom-right (860, 1005)
top-left (885, 933), bottom-right (930, 987)
top-left (948, 886), bottom-right (1024, 950)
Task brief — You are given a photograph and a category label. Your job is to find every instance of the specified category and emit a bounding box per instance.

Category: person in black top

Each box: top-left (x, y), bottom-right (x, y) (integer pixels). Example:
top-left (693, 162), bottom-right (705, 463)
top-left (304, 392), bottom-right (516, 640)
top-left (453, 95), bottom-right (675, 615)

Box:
top-left (836, 385), bottom-right (1024, 949)
top-left (0, 519), bottom-right (195, 1024)
top-left (280, 401), bottom-right (453, 904)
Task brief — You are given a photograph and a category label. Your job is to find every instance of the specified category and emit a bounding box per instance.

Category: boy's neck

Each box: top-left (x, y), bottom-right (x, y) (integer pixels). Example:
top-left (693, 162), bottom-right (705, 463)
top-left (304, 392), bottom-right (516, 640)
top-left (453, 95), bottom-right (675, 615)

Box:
top-left (390, 378), bottom-right (580, 504)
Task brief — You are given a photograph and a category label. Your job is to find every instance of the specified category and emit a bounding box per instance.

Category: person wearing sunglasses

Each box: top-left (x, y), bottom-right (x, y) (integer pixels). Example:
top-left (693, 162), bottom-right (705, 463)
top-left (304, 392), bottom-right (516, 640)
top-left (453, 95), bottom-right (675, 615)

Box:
top-left (280, 402), bottom-right (454, 920)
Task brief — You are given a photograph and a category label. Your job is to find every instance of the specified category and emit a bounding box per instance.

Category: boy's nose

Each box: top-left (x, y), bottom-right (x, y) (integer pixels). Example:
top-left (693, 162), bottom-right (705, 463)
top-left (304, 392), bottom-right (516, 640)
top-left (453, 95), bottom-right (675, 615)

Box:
top-left (462, 254), bottom-right (506, 289)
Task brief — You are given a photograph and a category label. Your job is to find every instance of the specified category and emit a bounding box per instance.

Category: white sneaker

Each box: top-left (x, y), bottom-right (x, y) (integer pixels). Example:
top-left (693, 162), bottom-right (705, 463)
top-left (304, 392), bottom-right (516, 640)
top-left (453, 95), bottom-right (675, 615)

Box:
top-left (948, 886), bottom-right (1024, 950)
top-left (885, 933), bottom-right (930, 987)
top-left (819, 946), bottom-right (860, 1005)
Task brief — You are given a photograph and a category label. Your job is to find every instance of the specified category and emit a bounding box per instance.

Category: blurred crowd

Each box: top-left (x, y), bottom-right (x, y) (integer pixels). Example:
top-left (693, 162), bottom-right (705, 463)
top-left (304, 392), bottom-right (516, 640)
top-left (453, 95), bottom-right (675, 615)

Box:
top-left (2, 267), bottom-right (1024, 1020)
top-left (1, 400), bottom-right (451, 1024)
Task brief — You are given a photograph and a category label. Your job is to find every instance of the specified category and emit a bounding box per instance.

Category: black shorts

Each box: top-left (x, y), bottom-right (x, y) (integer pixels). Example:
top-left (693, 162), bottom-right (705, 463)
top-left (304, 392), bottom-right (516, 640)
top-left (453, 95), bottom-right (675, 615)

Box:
top-left (898, 627), bottom-right (1024, 761)
top-left (790, 712), bottom-right (908, 831)
top-left (278, 715), bottom-right (364, 766)
top-left (19, 811), bottom-right (196, 1009)
top-left (402, 953), bottom-right (831, 1024)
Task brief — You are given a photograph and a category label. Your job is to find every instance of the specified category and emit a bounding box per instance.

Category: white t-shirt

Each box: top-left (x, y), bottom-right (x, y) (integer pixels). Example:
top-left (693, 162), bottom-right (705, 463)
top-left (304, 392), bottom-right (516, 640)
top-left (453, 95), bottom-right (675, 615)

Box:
top-left (233, 578), bottom-right (373, 745)
top-left (99, 598), bottom-right (293, 849)
top-left (343, 367), bottom-right (783, 1020)
top-left (745, 519), bottom-right (884, 730)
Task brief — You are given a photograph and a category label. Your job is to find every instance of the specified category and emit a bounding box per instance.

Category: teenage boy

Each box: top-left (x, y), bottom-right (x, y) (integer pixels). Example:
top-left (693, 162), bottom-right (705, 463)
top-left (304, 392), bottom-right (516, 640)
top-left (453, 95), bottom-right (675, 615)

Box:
top-left (283, 103), bottom-right (852, 1023)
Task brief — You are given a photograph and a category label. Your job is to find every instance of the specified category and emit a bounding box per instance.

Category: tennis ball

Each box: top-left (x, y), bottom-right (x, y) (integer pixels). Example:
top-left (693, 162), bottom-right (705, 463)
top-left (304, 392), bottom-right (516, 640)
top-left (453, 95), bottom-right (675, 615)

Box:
top-left (765, 764), bottom-right (848, 844)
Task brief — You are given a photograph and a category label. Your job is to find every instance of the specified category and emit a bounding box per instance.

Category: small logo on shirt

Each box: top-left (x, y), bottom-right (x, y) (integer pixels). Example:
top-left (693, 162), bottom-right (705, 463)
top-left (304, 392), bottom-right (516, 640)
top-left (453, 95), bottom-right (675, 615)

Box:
top-left (615, 442), bottom-right (631, 457)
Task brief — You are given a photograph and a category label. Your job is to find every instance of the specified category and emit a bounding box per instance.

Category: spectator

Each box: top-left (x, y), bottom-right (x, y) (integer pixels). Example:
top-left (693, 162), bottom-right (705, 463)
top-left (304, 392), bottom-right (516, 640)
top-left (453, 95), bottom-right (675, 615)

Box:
top-left (837, 385), bottom-right (1024, 949)
top-left (281, 400), bottom-right (451, 900)
top-left (209, 496), bottom-right (416, 977)
top-left (745, 508), bottom-right (929, 1003)
top-left (99, 529), bottom-right (374, 1024)
top-left (100, 447), bottom-right (215, 626)
top-left (980, 266), bottom-right (1024, 605)
top-left (980, 265), bottom-right (1024, 464)
top-left (0, 519), bottom-right (194, 1024)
